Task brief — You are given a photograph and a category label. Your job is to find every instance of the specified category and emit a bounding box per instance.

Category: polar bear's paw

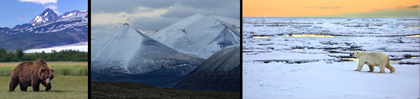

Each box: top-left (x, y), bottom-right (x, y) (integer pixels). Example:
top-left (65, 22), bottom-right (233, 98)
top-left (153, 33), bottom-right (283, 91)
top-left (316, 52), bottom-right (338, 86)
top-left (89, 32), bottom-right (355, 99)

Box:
top-left (354, 69), bottom-right (361, 71)
top-left (379, 71), bottom-right (385, 73)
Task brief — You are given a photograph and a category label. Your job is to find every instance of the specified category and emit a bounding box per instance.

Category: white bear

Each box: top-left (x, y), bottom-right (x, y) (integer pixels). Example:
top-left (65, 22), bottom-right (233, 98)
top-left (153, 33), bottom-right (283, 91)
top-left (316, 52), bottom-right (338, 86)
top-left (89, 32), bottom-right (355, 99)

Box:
top-left (350, 51), bottom-right (395, 73)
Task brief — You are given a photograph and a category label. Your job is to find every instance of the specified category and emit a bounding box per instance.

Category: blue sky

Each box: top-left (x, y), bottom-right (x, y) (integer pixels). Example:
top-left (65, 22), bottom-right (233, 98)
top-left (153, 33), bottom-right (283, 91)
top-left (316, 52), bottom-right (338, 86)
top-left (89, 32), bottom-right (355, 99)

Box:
top-left (0, 0), bottom-right (87, 28)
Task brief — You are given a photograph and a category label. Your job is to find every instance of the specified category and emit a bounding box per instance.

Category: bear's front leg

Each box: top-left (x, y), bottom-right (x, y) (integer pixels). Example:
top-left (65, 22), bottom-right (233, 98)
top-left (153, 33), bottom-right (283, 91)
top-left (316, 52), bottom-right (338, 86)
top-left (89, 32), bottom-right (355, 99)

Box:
top-left (354, 62), bottom-right (364, 71)
top-left (31, 80), bottom-right (40, 92)
top-left (9, 78), bottom-right (19, 92)
top-left (367, 65), bottom-right (374, 72)
top-left (41, 81), bottom-right (52, 91)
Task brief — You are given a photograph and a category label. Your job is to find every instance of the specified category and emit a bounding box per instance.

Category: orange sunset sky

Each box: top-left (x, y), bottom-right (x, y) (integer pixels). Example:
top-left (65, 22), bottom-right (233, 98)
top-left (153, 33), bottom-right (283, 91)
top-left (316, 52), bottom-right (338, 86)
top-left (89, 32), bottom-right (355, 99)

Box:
top-left (243, 0), bottom-right (419, 17)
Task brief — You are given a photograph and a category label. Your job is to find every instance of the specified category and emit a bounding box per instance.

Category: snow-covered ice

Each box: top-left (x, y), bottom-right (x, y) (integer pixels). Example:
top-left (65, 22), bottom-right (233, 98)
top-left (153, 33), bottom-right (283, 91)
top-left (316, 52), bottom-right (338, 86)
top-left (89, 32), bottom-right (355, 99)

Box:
top-left (243, 62), bottom-right (419, 99)
top-left (243, 17), bottom-right (419, 99)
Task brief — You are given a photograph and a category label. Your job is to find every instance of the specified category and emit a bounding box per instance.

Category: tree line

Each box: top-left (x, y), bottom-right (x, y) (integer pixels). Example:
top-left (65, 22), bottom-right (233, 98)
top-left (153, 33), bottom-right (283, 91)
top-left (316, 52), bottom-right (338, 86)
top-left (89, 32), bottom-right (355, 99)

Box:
top-left (0, 48), bottom-right (88, 62)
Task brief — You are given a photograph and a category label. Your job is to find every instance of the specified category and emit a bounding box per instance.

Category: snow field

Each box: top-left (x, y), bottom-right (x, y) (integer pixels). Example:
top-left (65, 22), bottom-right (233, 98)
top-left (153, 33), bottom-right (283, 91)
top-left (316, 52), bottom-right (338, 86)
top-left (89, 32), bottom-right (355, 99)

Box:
top-left (243, 61), bottom-right (419, 99)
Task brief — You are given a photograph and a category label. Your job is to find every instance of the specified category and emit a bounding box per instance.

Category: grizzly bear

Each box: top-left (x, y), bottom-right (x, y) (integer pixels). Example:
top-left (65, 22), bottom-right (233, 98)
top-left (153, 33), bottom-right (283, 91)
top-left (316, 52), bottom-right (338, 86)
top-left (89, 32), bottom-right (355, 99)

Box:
top-left (350, 51), bottom-right (395, 73)
top-left (9, 59), bottom-right (54, 92)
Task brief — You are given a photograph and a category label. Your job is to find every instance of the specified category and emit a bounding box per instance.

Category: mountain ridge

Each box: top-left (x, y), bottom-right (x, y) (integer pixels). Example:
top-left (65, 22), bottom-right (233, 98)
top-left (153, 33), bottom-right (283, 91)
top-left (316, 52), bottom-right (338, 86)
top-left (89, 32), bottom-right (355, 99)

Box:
top-left (0, 8), bottom-right (88, 51)
top-left (91, 24), bottom-right (204, 87)
top-left (149, 13), bottom-right (240, 59)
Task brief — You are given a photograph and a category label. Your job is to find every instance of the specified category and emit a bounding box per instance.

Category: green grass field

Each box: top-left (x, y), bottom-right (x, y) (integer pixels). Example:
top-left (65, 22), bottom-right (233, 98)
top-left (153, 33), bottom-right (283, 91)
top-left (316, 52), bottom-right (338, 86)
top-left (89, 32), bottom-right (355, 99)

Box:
top-left (0, 76), bottom-right (88, 98)
top-left (0, 62), bottom-right (88, 98)
top-left (0, 62), bottom-right (88, 76)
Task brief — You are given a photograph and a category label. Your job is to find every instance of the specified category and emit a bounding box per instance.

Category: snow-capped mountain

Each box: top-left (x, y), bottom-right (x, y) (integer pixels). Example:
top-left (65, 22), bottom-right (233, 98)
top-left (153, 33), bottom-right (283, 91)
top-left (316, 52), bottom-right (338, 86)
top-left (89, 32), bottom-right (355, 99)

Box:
top-left (210, 15), bottom-right (240, 31)
top-left (91, 23), bottom-right (204, 87)
top-left (11, 9), bottom-right (88, 33)
top-left (173, 45), bottom-right (240, 91)
top-left (0, 8), bottom-right (88, 51)
top-left (28, 8), bottom-right (58, 26)
top-left (149, 13), bottom-right (240, 59)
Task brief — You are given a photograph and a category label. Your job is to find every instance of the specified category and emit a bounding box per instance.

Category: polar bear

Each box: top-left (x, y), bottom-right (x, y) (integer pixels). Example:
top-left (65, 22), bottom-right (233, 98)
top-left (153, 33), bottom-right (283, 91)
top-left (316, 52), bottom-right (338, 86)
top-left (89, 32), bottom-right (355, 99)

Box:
top-left (350, 51), bottom-right (395, 73)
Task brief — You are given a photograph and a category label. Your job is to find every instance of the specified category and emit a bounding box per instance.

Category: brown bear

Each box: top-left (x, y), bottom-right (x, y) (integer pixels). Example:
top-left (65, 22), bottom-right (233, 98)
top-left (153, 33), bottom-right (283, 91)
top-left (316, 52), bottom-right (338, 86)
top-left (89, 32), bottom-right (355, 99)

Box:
top-left (9, 59), bottom-right (54, 92)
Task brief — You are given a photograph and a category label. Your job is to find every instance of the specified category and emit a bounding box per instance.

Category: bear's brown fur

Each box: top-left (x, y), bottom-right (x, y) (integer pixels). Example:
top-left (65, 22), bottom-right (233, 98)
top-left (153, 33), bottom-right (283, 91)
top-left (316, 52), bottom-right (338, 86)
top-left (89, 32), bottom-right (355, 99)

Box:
top-left (9, 59), bottom-right (54, 92)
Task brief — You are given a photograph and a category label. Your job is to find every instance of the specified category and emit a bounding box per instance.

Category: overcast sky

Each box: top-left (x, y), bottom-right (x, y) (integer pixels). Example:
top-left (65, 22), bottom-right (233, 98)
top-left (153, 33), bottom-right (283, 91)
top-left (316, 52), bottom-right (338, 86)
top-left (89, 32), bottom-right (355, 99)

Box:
top-left (0, 0), bottom-right (87, 28)
top-left (91, 0), bottom-right (240, 33)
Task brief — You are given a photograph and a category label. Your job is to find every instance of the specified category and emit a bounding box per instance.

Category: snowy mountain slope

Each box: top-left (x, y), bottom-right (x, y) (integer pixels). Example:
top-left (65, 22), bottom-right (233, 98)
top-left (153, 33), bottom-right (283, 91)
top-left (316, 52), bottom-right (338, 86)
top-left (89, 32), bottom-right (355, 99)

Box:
top-left (149, 14), bottom-right (240, 59)
top-left (28, 8), bottom-right (58, 26)
top-left (34, 10), bottom-right (88, 33)
top-left (91, 24), bottom-right (204, 87)
top-left (12, 9), bottom-right (88, 33)
top-left (0, 31), bottom-right (87, 51)
top-left (173, 45), bottom-right (240, 91)
top-left (188, 45), bottom-right (240, 73)
top-left (91, 23), bottom-right (203, 74)
top-left (0, 9), bottom-right (88, 51)
top-left (211, 15), bottom-right (240, 31)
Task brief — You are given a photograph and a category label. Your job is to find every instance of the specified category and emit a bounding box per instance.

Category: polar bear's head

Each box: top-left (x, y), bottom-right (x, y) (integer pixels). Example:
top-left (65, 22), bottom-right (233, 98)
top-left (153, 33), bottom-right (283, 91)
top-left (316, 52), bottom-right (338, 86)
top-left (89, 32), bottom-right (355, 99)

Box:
top-left (350, 51), bottom-right (361, 57)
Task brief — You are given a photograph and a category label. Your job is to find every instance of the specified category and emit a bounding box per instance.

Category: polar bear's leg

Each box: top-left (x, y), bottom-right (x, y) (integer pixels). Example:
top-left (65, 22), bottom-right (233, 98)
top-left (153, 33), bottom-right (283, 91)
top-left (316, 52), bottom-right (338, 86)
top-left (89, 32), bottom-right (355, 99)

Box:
top-left (386, 64), bottom-right (395, 73)
top-left (378, 64), bottom-right (386, 73)
top-left (354, 62), bottom-right (364, 71)
top-left (367, 65), bottom-right (374, 72)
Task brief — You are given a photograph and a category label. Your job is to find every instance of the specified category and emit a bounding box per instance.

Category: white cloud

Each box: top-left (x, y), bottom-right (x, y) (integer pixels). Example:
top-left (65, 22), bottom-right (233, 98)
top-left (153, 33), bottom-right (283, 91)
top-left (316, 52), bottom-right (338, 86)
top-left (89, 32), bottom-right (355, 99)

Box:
top-left (45, 4), bottom-right (61, 15)
top-left (92, 7), bottom-right (169, 26)
top-left (19, 0), bottom-right (57, 5)
top-left (45, 4), bottom-right (57, 9)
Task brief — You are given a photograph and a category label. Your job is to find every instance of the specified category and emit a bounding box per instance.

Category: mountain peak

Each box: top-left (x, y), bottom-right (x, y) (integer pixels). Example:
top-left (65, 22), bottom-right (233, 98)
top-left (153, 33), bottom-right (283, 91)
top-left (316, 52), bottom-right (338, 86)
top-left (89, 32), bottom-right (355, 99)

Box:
top-left (44, 8), bottom-right (53, 11)
top-left (91, 22), bottom-right (203, 75)
top-left (41, 8), bottom-right (56, 16)
top-left (123, 22), bottom-right (129, 25)
top-left (149, 14), bottom-right (240, 59)
top-left (29, 8), bottom-right (59, 26)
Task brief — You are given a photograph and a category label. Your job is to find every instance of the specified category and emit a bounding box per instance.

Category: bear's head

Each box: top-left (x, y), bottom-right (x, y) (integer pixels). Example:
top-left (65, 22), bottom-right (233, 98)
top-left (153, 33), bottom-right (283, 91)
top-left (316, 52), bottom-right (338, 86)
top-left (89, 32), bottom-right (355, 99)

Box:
top-left (350, 51), bottom-right (361, 57)
top-left (36, 59), bottom-right (54, 86)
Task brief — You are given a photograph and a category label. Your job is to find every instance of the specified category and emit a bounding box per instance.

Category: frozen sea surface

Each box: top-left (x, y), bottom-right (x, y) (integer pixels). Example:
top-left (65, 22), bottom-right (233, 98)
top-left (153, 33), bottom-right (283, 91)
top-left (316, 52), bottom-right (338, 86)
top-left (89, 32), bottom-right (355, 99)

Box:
top-left (243, 62), bottom-right (419, 99)
top-left (243, 17), bottom-right (419, 99)
top-left (243, 17), bottom-right (419, 36)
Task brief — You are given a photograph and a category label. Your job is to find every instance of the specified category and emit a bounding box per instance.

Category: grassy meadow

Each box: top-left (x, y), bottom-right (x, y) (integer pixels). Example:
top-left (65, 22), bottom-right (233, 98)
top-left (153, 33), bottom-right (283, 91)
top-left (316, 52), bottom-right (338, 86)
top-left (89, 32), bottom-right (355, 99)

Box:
top-left (0, 62), bottom-right (88, 98)
top-left (0, 62), bottom-right (88, 76)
